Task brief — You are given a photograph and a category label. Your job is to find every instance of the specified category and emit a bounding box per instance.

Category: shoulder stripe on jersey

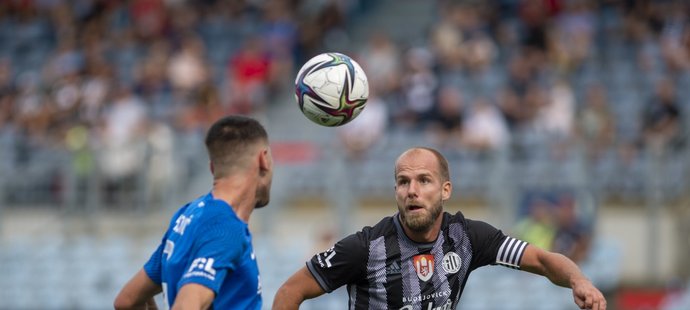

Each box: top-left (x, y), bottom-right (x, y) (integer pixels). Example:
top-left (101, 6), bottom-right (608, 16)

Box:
top-left (500, 238), bottom-right (516, 263)
top-left (496, 237), bottom-right (528, 269)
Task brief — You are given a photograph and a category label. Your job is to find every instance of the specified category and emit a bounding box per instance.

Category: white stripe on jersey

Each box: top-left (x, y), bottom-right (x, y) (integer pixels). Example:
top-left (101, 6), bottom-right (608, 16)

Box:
top-left (496, 237), bottom-right (528, 269)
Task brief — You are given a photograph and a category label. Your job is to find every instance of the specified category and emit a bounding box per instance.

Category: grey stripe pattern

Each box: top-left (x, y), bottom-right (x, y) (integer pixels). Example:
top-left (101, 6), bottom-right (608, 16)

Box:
top-left (496, 237), bottom-right (527, 269)
top-left (398, 232), bottom-right (422, 310)
top-left (430, 233), bottom-right (452, 307)
top-left (448, 223), bottom-right (473, 307)
top-left (367, 236), bottom-right (388, 310)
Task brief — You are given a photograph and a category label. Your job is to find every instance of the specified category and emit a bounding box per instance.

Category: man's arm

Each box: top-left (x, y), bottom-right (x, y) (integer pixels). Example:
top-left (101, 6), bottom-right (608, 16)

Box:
top-left (171, 283), bottom-right (215, 310)
top-left (114, 269), bottom-right (162, 310)
top-left (272, 266), bottom-right (326, 310)
top-left (520, 244), bottom-right (607, 310)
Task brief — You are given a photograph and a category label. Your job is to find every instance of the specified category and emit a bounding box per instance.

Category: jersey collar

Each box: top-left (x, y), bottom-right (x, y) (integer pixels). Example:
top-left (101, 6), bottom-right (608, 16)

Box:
top-left (393, 212), bottom-right (446, 249)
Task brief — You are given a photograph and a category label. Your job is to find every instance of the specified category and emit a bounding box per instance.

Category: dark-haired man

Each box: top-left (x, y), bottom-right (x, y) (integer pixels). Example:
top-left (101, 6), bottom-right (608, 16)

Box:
top-left (115, 115), bottom-right (273, 310)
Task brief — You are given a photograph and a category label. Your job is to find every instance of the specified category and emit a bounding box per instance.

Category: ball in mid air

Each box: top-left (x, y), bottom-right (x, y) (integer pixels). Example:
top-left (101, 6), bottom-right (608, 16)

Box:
top-left (294, 52), bottom-right (369, 127)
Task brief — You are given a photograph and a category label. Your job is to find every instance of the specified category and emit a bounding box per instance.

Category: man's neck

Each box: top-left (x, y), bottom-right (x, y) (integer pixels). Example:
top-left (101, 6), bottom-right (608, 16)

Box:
top-left (211, 175), bottom-right (256, 223)
top-left (399, 214), bottom-right (443, 244)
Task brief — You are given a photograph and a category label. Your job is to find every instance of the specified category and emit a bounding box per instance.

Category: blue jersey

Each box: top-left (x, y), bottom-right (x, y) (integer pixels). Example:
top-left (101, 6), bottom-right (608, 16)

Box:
top-left (144, 193), bottom-right (261, 309)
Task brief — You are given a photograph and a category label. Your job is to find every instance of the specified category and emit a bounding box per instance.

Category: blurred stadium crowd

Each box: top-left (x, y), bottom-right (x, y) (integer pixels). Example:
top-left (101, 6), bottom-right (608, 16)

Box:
top-left (0, 0), bottom-right (688, 206)
top-left (0, 0), bottom-right (689, 309)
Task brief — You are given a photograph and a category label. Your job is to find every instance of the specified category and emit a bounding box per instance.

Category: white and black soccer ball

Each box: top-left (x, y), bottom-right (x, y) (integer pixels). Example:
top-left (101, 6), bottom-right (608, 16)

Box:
top-left (294, 52), bottom-right (369, 127)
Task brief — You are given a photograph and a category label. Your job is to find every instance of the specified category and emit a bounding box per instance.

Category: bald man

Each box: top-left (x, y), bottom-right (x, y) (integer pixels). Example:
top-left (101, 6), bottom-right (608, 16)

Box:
top-left (273, 147), bottom-right (606, 310)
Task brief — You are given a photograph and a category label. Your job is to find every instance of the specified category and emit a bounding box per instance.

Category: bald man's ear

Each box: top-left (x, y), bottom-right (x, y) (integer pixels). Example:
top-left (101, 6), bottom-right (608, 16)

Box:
top-left (442, 180), bottom-right (452, 201)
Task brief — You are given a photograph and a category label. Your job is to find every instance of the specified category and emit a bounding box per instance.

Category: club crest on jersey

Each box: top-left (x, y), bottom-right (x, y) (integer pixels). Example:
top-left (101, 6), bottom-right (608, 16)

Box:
top-left (442, 252), bottom-right (461, 274)
top-left (412, 254), bottom-right (434, 281)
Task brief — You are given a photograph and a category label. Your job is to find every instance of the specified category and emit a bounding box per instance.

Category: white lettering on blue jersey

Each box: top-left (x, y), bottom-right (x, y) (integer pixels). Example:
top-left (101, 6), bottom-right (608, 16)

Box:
top-left (185, 257), bottom-right (217, 280)
top-left (173, 215), bottom-right (193, 235)
top-left (163, 240), bottom-right (174, 260)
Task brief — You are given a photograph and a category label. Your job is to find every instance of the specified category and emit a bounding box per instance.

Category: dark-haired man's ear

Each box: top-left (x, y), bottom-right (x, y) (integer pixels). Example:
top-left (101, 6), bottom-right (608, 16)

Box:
top-left (209, 162), bottom-right (215, 175)
top-left (258, 148), bottom-right (271, 177)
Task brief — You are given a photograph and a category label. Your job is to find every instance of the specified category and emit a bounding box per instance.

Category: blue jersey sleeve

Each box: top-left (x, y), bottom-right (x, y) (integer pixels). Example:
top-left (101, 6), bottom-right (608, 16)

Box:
top-left (146, 204), bottom-right (189, 284)
top-left (144, 237), bottom-right (165, 284)
top-left (177, 214), bottom-right (247, 294)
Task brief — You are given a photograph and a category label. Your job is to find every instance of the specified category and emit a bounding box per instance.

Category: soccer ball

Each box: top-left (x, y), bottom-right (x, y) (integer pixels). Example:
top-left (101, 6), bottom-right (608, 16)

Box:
top-left (295, 52), bottom-right (369, 127)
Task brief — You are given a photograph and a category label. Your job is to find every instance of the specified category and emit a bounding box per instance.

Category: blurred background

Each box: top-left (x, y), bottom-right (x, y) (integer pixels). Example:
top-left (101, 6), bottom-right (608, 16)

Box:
top-left (0, 0), bottom-right (688, 309)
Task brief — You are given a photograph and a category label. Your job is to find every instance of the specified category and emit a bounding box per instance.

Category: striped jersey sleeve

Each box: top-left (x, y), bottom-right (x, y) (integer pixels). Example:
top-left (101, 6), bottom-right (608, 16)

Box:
top-left (495, 237), bottom-right (528, 269)
top-left (464, 218), bottom-right (529, 271)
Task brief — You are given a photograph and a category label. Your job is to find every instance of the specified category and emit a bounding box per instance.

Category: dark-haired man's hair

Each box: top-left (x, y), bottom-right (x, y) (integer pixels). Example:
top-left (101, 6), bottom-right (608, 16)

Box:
top-left (205, 115), bottom-right (268, 178)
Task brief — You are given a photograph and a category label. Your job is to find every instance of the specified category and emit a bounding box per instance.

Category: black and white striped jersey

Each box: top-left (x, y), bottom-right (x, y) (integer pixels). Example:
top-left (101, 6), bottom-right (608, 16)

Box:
top-left (306, 211), bottom-right (528, 310)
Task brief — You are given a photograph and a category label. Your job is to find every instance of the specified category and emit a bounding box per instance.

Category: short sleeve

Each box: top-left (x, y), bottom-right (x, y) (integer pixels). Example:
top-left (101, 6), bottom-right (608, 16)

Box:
top-left (306, 233), bottom-right (367, 293)
top-left (143, 240), bottom-right (165, 284)
top-left (177, 215), bottom-right (246, 294)
top-left (466, 219), bottom-right (529, 270)
top-left (145, 206), bottom-right (186, 284)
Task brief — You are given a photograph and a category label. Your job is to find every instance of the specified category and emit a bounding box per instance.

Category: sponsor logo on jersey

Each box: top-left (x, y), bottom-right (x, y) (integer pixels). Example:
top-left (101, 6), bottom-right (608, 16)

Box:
top-left (317, 247), bottom-right (336, 268)
top-left (184, 257), bottom-right (217, 281)
top-left (442, 252), bottom-right (461, 274)
top-left (412, 254), bottom-right (434, 282)
top-left (402, 290), bottom-right (450, 303)
top-left (386, 260), bottom-right (402, 275)
top-left (400, 298), bottom-right (452, 310)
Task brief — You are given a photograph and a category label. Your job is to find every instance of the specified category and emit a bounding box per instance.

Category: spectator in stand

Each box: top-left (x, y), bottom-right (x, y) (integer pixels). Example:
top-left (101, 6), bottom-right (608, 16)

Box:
top-left (134, 39), bottom-right (173, 118)
top-left (175, 79), bottom-right (225, 134)
top-left (552, 195), bottom-right (592, 264)
top-left (0, 59), bottom-right (15, 130)
top-left (641, 78), bottom-right (683, 153)
top-left (462, 97), bottom-right (510, 152)
top-left (394, 47), bottom-right (437, 128)
top-left (659, 2), bottom-right (690, 75)
top-left (129, 0), bottom-right (167, 41)
top-left (430, 3), bottom-right (469, 71)
top-left (425, 85), bottom-right (465, 151)
top-left (534, 79), bottom-right (575, 139)
top-left (431, 3), bottom-right (496, 73)
top-left (227, 36), bottom-right (273, 115)
top-left (548, 0), bottom-right (595, 73)
top-left (168, 34), bottom-right (210, 96)
top-left (515, 197), bottom-right (557, 252)
top-left (506, 54), bottom-right (534, 97)
top-left (43, 37), bottom-right (83, 82)
top-left (261, 0), bottom-right (299, 89)
top-left (358, 32), bottom-right (401, 97)
top-left (0, 58), bottom-right (15, 99)
top-left (338, 94), bottom-right (389, 161)
top-left (576, 83), bottom-right (616, 160)
top-left (97, 84), bottom-right (149, 205)
top-left (497, 86), bottom-right (527, 131)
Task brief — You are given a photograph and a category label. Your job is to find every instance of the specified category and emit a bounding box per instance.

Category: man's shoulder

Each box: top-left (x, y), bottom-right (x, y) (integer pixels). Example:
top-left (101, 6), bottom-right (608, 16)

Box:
top-left (185, 195), bottom-right (238, 220)
top-left (171, 196), bottom-right (244, 235)
top-left (444, 210), bottom-right (467, 225)
top-left (360, 215), bottom-right (397, 239)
